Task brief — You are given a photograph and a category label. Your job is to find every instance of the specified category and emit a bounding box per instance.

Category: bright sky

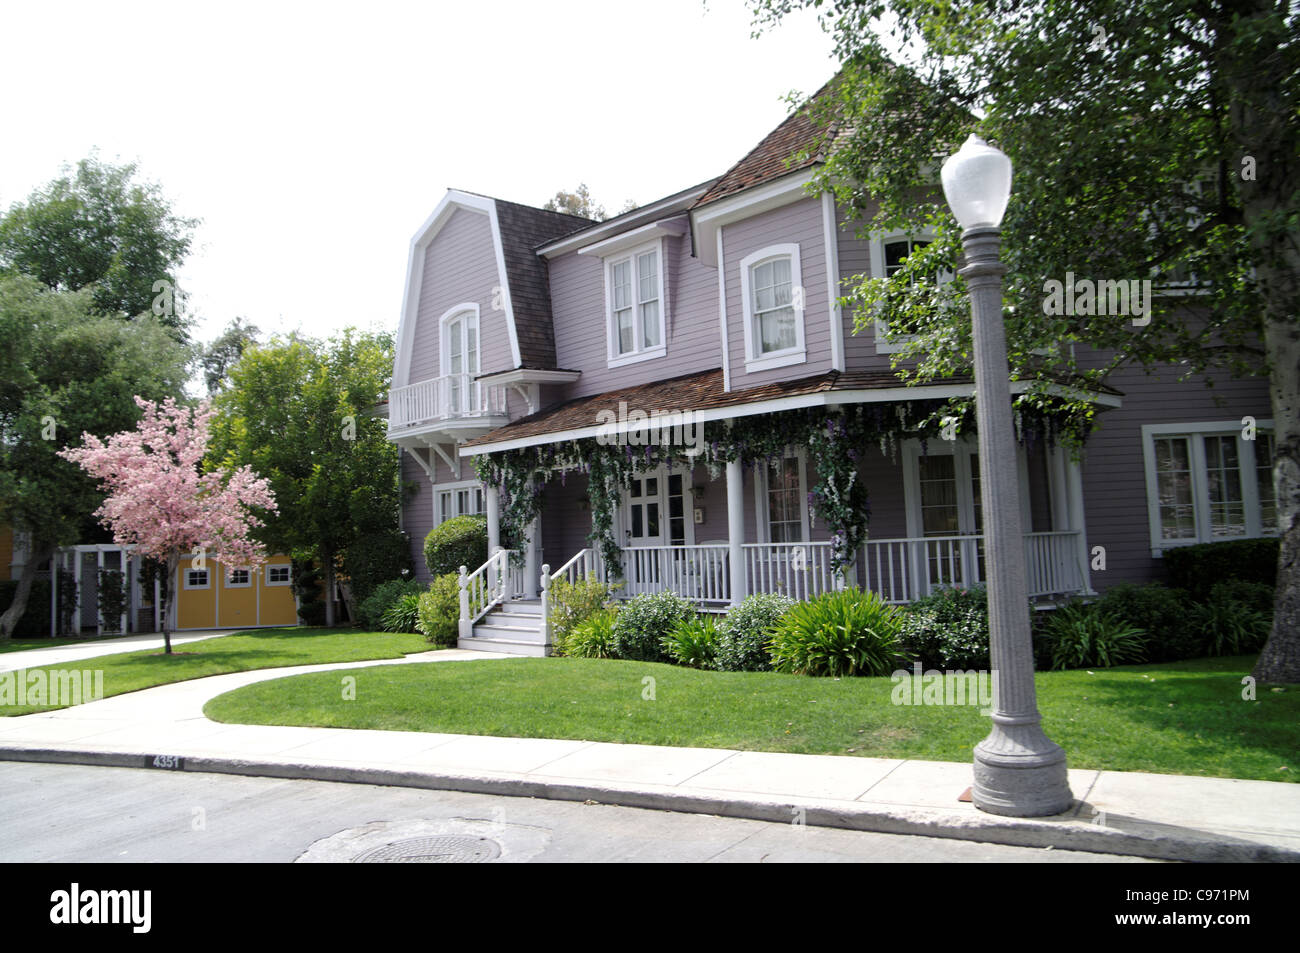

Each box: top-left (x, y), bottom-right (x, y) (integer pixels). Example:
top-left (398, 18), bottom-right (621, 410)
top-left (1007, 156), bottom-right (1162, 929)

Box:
top-left (1, 0), bottom-right (839, 354)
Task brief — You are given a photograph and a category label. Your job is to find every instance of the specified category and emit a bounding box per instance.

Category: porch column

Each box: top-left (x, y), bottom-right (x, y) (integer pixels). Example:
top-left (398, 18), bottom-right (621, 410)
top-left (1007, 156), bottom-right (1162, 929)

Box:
top-left (523, 517), bottom-right (539, 599)
top-left (485, 485), bottom-right (501, 555)
top-left (726, 458), bottom-right (746, 605)
top-left (1065, 455), bottom-right (1094, 594)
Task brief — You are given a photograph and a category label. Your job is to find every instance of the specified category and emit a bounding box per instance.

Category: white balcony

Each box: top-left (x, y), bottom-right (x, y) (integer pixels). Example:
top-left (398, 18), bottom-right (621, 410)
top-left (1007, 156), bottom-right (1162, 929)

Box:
top-left (387, 374), bottom-right (509, 440)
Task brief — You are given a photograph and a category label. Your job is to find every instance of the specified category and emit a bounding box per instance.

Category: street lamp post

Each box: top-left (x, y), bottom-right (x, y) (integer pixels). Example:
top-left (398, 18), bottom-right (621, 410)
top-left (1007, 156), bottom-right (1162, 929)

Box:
top-left (941, 135), bottom-right (1073, 817)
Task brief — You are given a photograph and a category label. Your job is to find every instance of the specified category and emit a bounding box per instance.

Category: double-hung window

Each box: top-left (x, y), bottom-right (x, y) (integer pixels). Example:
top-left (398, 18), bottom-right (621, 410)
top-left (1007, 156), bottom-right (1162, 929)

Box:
top-left (756, 452), bottom-right (809, 543)
top-left (740, 243), bottom-right (806, 372)
top-left (606, 242), bottom-right (665, 366)
top-left (435, 482), bottom-right (486, 526)
top-left (1142, 422), bottom-right (1276, 553)
top-left (872, 232), bottom-right (949, 354)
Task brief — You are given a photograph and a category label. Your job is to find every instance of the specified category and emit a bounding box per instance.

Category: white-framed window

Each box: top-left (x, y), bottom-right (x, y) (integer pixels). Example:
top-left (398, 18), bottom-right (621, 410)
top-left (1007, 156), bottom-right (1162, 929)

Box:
top-left (1141, 421), bottom-right (1276, 554)
top-left (739, 243), bottom-right (806, 372)
top-left (1152, 177), bottom-right (1218, 296)
top-left (439, 304), bottom-right (481, 414)
top-left (225, 568), bottom-right (252, 588)
top-left (184, 568), bottom-right (210, 590)
top-left (605, 240), bottom-right (666, 368)
top-left (265, 565), bottom-right (292, 587)
top-left (871, 231), bottom-right (952, 354)
top-left (755, 450), bottom-right (810, 543)
top-left (435, 480), bottom-right (486, 527)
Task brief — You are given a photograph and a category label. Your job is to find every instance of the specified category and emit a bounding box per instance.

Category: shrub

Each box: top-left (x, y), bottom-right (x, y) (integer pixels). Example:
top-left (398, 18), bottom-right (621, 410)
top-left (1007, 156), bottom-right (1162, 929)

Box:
top-left (549, 574), bottom-right (622, 657)
top-left (1163, 537), bottom-right (1279, 599)
top-left (416, 573), bottom-right (461, 647)
top-left (662, 616), bottom-right (722, 668)
top-left (344, 530), bottom-right (413, 604)
top-left (897, 586), bottom-right (990, 670)
top-left (1208, 579), bottom-right (1275, 616)
top-left (356, 578), bottom-right (424, 631)
top-left (715, 592), bottom-right (794, 672)
top-left (423, 515), bottom-right (488, 578)
top-left (1040, 601), bottom-right (1146, 670)
top-left (0, 575), bottom-right (74, 637)
top-left (96, 569), bottom-right (129, 634)
top-left (610, 590), bottom-right (695, 663)
top-left (565, 608), bottom-right (619, 659)
top-left (1093, 583), bottom-right (1199, 662)
top-left (1189, 585), bottom-right (1272, 656)
top-left (293, 559), bottom-right (325, 626)
top-left (381, 593), bottom-right (422, 633)
top-left (768, 588), bottom-right (910, 677)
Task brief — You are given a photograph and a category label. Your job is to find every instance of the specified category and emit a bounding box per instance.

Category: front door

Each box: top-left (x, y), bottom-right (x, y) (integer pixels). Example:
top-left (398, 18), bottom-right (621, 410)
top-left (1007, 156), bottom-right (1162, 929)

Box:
top-left (622, 468), bottom-right (691, 594)
top-left (912, 444), bottom-right (985, 593)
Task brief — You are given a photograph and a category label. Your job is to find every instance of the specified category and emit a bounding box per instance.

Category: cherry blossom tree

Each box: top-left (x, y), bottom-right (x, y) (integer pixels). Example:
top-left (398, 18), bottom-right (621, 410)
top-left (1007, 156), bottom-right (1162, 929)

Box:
top-left (59, 396), bottom-right (276, 654)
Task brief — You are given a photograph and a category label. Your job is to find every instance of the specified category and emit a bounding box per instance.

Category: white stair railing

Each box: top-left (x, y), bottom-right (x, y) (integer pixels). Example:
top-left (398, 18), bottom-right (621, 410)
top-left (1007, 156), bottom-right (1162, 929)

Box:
top-left (458, 548), bottom-right (516, 640)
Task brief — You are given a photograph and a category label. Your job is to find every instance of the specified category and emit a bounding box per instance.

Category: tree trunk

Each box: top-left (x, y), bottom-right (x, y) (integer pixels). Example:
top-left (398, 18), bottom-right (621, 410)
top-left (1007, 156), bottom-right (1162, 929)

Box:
top-left (159, 553), bottom-right (179, 655)
top-left (0, 539), bottom-right (55, 639)
top-left (323, 547), bottom-right (336, 628)
top-left (1219, 0), bottom-right (1300, 683)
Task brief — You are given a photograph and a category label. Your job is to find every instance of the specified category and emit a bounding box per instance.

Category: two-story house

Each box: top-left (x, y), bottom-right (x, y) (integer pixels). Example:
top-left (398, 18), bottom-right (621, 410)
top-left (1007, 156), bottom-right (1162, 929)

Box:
top-left (385, 86), bottom-right (1276, 655)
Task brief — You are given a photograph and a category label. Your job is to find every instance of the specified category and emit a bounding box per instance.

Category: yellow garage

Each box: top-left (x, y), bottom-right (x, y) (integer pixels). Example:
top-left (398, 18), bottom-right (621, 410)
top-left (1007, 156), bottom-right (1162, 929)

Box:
top-left (175, 555), bottom-right (297, 630)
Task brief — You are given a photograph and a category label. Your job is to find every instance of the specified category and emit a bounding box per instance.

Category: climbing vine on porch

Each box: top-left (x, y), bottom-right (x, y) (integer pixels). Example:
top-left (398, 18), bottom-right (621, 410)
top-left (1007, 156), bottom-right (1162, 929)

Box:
top-left (473, 394), bottom-right (1090, 579)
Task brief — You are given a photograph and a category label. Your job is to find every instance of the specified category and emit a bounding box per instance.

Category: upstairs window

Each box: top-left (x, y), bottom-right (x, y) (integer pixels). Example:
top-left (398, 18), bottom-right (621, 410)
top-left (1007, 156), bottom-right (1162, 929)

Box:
top-left (440, 305), bottom-right (480, 414)
top-left (606, 242), bottom-right (665, 367)
top-left (872, 232), bottom-right (951, 354)
top-left (740, 243), bottom-right (806, 373)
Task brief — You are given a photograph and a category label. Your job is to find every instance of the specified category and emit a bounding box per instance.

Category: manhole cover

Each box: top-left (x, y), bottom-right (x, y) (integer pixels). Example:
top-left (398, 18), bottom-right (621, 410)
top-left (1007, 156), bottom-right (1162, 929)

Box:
top-left (352, 835), bottom-right (502, 864)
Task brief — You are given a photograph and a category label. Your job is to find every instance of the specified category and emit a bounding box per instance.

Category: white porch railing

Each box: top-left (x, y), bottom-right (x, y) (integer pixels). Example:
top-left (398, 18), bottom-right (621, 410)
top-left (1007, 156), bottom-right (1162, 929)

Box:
top-left (624, 544), bottom-right (731, 603)
top-left (458, 548), bottom-right (516, 640)
top-left (744, 542), bottom-right (839, 602)
top-left (389, 374), bottom-right (507, 433)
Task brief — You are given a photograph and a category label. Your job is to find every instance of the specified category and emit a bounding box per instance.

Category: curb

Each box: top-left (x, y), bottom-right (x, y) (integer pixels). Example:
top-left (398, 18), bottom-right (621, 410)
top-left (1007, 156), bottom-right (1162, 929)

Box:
top-left (2, 744), bottom-right (1296, 863)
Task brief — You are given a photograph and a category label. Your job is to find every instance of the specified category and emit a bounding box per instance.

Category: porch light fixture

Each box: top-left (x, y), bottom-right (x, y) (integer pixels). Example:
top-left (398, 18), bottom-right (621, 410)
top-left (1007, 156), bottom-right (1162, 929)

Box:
top-left (941, 134), bottom-right (1073, 818)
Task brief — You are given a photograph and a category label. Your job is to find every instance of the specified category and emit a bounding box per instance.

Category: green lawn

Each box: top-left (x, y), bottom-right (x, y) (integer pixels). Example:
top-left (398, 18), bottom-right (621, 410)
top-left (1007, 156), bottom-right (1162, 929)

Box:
top-left (203, 655), bottom-right (1298, 783)
top-left (0, 634), bottom-right (135, 655)
top-left (0, 628), bottom-right (434, 716)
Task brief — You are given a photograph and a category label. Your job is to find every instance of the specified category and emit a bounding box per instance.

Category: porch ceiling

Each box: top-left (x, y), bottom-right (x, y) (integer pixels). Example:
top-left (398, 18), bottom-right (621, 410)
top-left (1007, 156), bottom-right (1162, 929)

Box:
top-left (459, 367), bottom-right (1122, 456)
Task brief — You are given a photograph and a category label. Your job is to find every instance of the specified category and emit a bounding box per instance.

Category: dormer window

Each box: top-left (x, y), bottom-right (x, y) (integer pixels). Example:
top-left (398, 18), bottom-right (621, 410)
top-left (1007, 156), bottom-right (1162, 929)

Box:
top-left (740, 243), bottom-right (806, 373)
top-left (606, 241), bottom-right (665, 367)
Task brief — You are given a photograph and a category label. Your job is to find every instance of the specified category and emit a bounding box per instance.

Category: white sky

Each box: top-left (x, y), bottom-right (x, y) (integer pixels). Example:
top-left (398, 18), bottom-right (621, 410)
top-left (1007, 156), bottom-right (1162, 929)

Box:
top-left (1, 0), bottom-right (839, 354)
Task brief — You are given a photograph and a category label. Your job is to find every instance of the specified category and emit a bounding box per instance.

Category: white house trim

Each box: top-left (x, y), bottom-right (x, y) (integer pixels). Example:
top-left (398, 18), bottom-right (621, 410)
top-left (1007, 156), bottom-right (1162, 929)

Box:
top-left (693, 169), bottom-right (818, 267)
top-left (537, 181), bottom-right (714, 259)
top-left (460, 379), bottom-right (1122, 457)
top-left (438, 303), bottom-right (482, 380)
top-left (393, 191), bottom-right (521, 390)
top-left (716, 227), bottom-right (731, 392)
top-left (739, 242), bottom-right (806, 373)
top-left (576, 217), bottom-right (688, 258)
top-left (821, 192), bottom-right (846, 372)
top-left (603, 238), bottom-right (668, 368)
top-left (1139, 419), bottom-right (1275, 555)
top-left (870, 228), bottom-right (943, 354)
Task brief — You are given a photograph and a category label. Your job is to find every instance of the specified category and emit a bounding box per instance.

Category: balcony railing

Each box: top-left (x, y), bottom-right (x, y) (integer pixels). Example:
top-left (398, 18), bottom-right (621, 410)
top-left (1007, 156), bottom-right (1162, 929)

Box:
top-left (388, 374), bottom-right (507, 433)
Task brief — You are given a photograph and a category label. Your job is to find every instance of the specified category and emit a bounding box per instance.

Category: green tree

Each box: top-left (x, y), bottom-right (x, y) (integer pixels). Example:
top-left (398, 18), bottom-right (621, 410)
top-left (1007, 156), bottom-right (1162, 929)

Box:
top-left (200, 316), bottom-right (261, 394)
top-left (543, 183), bottom-right (607, 220)
top-left (752, 0), bottom-right (1300, 682)
top-left (0, 277), bottom-right (191, 636)
top-left (209, 330), bottom-right (405, 626)
top-left (0, 156), bottom-right (197, 337)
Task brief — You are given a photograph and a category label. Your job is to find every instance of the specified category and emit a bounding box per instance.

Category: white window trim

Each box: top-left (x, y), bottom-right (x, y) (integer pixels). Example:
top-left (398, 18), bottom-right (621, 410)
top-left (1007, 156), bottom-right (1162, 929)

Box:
top-left (439, 303), bottom-right (482, 380)
top-left (618, 464), bottom-right (696, 547)
top-left (265, 565), bottom-right (292, 587)
top-left (1140, 420), bottom-right (1276, 555)
top-left (604, 239), bottom-right (667, 368)
top-left (871, 230), bottom-right (947, 354)
top-left (225, 568), bottom-right (252, 589)
top-left (183, 568), bottom-right (210, 591)
top-left (740, 243), bottom-right (806, 373)
top-left (754, 449), bottom-right (811, 543)
top-left (433, 478), bottom-right (487, 528)
top-left (901, 438), bottom-right (1032, 538)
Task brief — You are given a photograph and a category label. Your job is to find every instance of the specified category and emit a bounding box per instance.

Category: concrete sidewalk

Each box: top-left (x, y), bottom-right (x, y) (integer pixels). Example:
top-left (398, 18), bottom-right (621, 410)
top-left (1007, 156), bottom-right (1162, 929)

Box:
top-left (0, 630), bottom-right (237, 673)
top-left (0, 651), bottom-right (1296, 862)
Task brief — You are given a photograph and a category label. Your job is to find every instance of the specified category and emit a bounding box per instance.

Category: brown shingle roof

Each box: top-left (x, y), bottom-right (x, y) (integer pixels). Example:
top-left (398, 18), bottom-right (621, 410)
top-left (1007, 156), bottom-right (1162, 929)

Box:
top-left (693, 78), bottom-right (841, 208)
top-left (462, 365), bottom-right (1122, 450)
top-left (491, 199), bottom-right (595, 368)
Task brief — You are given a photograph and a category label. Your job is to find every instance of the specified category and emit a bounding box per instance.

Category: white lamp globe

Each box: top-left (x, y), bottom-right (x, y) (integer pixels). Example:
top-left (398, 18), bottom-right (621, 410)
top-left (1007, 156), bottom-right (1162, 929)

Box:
top-left (941, 134), bottom-right (1013, 230)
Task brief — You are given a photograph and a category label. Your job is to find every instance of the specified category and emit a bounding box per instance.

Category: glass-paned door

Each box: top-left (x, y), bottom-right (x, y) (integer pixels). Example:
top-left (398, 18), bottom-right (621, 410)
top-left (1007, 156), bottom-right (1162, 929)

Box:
top-left (445, 311), bottom-right (479, 414)
top-left (623, 468), bottom-right (691, 595)
top-left (916, 448), bottom-right (983, 592)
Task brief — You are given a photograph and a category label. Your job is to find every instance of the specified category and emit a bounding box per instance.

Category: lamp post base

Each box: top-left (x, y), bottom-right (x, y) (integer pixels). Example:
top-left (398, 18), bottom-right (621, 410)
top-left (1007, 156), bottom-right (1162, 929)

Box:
top-left (973, 720), bottom-right (1074, 817)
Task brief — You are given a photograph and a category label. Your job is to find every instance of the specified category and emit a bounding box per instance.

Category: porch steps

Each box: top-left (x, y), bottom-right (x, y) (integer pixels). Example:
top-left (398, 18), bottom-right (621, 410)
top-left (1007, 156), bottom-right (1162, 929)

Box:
top-left (459, 600), bottom-right (551, 657)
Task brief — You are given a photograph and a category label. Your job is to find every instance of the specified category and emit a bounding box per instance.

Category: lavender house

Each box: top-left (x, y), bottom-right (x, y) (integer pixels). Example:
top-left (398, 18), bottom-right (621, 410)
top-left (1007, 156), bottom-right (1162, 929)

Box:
top-left (385, 92), bottom-right (1276, 655)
